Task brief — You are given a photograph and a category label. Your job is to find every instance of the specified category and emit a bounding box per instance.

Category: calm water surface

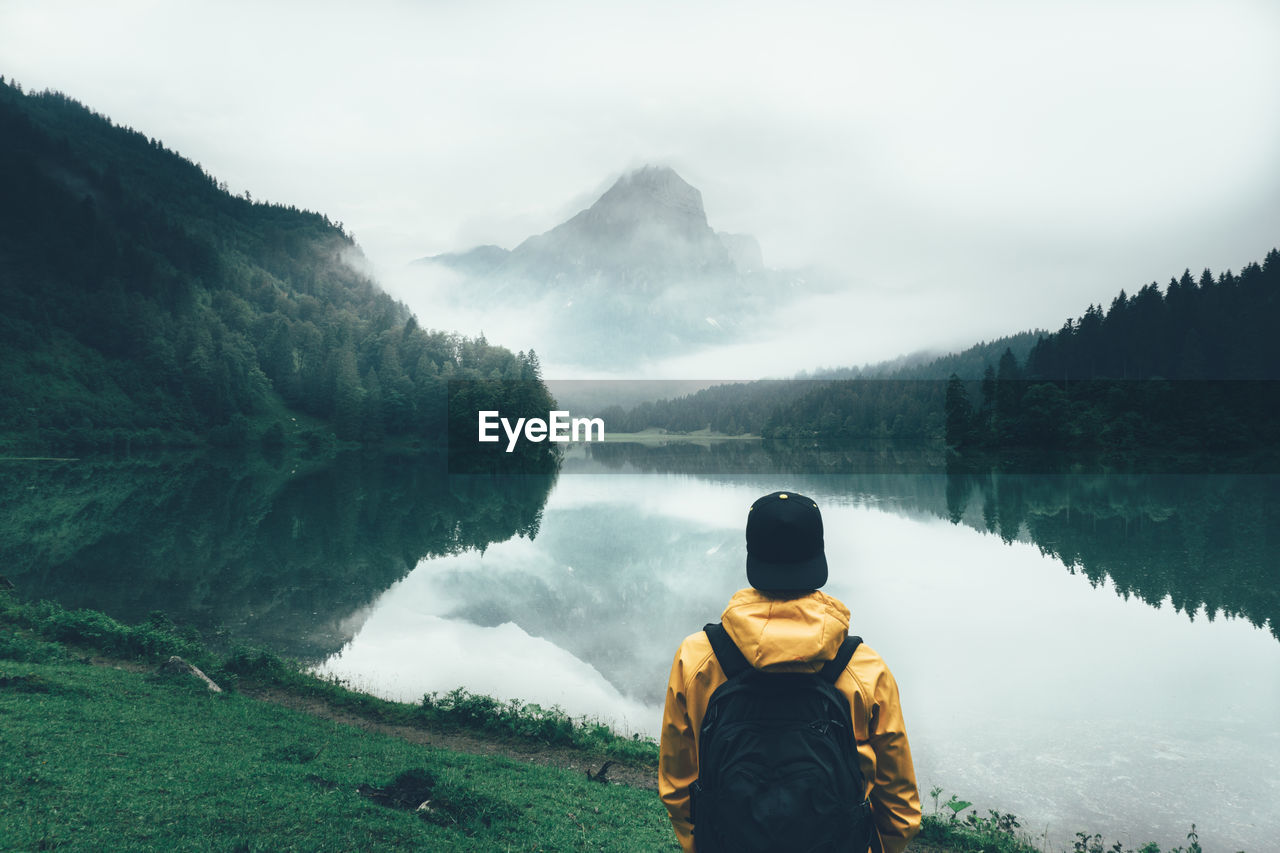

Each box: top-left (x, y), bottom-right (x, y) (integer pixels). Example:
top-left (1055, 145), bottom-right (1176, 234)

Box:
top-left (6, 446), bottom-right (1277, 850)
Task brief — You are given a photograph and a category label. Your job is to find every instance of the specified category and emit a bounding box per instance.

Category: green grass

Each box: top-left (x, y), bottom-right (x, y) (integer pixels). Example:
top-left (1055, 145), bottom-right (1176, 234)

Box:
top-left (0, 658), bottom-right (678, 852)
top-left (0, 594), bottom-right (1236, 853)
top-left (0, 594), bottom-right (658, 768)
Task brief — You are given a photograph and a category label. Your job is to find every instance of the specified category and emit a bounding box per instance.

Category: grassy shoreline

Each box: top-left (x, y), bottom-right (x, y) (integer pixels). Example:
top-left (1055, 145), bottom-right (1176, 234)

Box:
top-left (0, 593), bottom-right (1222, 852)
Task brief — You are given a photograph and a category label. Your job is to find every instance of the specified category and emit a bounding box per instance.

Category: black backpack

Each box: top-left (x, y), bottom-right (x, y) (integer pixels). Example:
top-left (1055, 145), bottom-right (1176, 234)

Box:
top-left (690, 622), bottom-right (874, 853)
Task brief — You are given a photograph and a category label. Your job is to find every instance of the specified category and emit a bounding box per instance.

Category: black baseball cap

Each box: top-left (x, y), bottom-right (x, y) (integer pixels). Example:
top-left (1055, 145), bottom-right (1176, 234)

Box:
top-left (745, 491), bottom-right (827, 592)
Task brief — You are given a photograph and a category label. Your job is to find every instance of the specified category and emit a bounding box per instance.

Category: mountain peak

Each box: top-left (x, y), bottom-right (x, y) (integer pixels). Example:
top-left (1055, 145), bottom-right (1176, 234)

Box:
top-left (427, 166), bottom-right (758, 284)
top-left (589, 165), bottom-right (708, 230)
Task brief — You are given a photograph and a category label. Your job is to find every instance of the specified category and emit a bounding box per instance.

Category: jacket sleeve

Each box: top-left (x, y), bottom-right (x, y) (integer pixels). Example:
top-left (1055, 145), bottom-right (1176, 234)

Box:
top-left (864, 662), bottom-right (922, 853)
top-left (658, 643), bottom-right (698, 853)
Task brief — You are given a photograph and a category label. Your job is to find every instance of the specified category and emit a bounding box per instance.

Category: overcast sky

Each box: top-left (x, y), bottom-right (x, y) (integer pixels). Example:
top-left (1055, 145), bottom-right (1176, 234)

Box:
top-left (4, 0), bottom-right (1279, 376)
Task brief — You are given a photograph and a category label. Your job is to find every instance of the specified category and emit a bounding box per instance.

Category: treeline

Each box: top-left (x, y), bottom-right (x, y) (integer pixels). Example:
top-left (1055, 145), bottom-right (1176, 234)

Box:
top-left (809, 331), bottom-right (1041, 381)
top-left (1028, 260), bottom-right (1280, 381)
top-left (946, 253), bottom-right (1280, 451)
top-left (603, 253), bottom-right (1280, 451)
top-left (597, 381), bottom-right (801, 436)
top-left (596, 379), bottom-right (946, 439)
top-left (750, 333), bottom-right (1039, 439)
top-left (594, 335), bottom-right (1040, 441)
top-left (0, 80), bottom-right (553, 453)
top-left (597, 380), bottom-right (953, 440)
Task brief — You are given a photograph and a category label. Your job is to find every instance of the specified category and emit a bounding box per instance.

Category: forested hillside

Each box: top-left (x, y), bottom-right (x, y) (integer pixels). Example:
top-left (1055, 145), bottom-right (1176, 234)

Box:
top-left (0, 79), bottom-right (551, 451)
top-left (601, 253), bottom-right (1279, 451)
top-left (593, 334), bottom-right (1041, 439)
top-left (814, 331), bottom-right (1043, 381)
top-left (1026, 261), bottom-right (1280, 381)
top-left (947, 255), bottom-right (1280, 451)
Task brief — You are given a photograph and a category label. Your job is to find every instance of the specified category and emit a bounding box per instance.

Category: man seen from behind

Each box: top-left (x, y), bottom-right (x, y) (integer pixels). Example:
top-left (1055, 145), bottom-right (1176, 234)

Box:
top-left (659, 490), bottom-right (922, 852)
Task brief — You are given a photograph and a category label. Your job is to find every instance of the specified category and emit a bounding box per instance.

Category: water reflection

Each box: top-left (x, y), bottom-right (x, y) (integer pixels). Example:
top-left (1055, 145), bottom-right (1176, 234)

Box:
top-left (316, 474), bottom-right (749, 732)
top-left (944, 466), bottom-right (1279, 640)
top-left (581, 441), bottom-right (1280, 640)
top-left (0, 451), bottom-right (555, 660)
top-left (5, 443), bottom-right (1277, 849)
top-left (316, 446), bottom-right (1279, 851)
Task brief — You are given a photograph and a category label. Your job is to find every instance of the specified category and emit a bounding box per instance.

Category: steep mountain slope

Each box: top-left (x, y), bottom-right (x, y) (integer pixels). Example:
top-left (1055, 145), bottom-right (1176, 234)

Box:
top-left (0, 80), bottom-right (552, 451)
top-left (503, 165), bottom-right (738, 281)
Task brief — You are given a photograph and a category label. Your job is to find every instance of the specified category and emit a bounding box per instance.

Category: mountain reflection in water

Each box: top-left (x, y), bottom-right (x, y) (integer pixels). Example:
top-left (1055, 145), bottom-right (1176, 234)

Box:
top-left (4, 442), bottom-right (1277, 851)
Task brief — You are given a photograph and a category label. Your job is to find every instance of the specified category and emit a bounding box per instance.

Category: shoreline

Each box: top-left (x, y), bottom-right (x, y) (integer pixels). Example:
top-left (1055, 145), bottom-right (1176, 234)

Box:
top-left (0, 592), bottom-right (1223, 853)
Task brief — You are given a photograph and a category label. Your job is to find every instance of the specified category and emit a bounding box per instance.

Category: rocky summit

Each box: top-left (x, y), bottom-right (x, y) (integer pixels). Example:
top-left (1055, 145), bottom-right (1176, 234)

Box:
top-left (424, 166), bottom-right (762, 286)
top-left (414, 165), bottom-right (781, 367)
top-left (580, 165), bottom-right (712, 234)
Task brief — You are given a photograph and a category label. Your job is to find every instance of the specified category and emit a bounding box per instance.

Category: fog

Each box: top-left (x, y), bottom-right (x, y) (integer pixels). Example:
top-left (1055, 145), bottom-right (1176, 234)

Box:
top-left (4, 0), bottom-right (1280, 373)
top-left (383, 258), bottom-right (994, 379)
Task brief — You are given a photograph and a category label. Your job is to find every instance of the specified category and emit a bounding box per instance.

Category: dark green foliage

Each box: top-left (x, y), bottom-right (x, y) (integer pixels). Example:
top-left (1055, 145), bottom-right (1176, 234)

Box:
top-left (0, 594), bottom-right (206, 664)
top-left (446, 375), bottom-right (564, 472)
top-left (418, 688), bottom-right (652, 762)
top-left (0, 630), bottom-right (69, 664)
top-left (0, 81), bottom-right (553, 453)
top-left (760, 379), bottom-right (946, 440)
top-left (0, 671), bottom-right (56, 692)
top-left (1028, 259), bottom-right (1280, 382)
top-left (949, 256), bottom-right (1280, 452)
top-left (945, 374), bottom-right (977, 448)
top-left (955, 374), bottom-right (1280, 453)
top-left (943, 467), bottom-right (1280, 640)
top-left (596, 379), bottom-right (949, 441)
top-left (589, 334), bottom-right (1041, 440)
top-left (604, 253), bottom-right (1278, 452)
top-left (586, 338), bottom-right (1035, 443)
top-left (259, 421), bottom-right (286, 447)
top-left (595, 380), bottom-right (802, 435)
top-left (0, 452), bottom-right (555, 661)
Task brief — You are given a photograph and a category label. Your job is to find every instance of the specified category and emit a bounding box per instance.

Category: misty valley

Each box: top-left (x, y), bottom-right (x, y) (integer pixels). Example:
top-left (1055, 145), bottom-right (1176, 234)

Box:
top-left (3, 445), bottom-right (1277, 852)
top-left (4, 72), bottom-right (1280, 853)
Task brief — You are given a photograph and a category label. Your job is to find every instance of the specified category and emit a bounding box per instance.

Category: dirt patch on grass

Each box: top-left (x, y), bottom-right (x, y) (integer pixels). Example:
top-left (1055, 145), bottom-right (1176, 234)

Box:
top-left (241, 684), bottom-right (659, 791)
top-left (61, 647), bottom-right (658, 791)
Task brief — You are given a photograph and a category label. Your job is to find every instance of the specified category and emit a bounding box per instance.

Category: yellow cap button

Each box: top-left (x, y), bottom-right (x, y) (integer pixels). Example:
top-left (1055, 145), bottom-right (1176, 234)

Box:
top-left (779, 493), bottom-right (788, 499)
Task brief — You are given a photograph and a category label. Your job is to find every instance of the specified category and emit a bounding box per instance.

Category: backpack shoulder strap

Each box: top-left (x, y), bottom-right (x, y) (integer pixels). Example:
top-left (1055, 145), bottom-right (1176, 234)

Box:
top-left (818, 635), bottom-right (862, 683)
top-left (702, 622), bottom-right (751, 678)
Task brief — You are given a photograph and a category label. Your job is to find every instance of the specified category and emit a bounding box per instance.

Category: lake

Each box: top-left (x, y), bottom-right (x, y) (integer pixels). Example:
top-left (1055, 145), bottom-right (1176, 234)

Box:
top-left (4, 444), bottom-right (1277, 851)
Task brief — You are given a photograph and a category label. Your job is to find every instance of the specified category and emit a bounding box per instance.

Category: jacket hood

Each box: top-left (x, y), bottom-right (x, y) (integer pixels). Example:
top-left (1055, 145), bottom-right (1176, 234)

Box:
top-left (720, 587), bottom-right (851, 670)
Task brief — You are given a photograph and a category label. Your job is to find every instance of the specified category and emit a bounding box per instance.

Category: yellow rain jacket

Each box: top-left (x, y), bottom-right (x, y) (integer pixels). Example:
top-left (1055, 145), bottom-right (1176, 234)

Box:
top-left (659, 588), bottom-right (921, 853)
